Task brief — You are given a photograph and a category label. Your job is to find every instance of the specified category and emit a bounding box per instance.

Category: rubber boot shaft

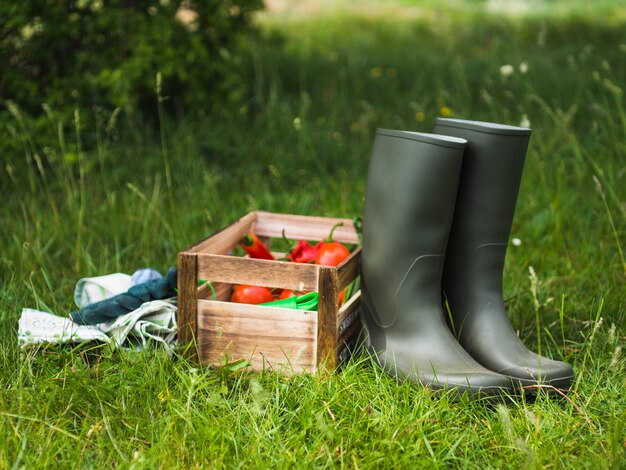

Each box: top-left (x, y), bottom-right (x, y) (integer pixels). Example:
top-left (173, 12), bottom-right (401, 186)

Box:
top-left (433, 118), bottom-right (574, 390)
top-left (360, 129), bottom-right (514, 397)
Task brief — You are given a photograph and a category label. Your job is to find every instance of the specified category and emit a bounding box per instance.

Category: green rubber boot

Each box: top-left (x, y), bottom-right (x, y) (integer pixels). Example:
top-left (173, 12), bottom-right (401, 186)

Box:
top-left (360, 129), bottom-right (514, 398)
top-left (433, 118), bottom-right (574, 391)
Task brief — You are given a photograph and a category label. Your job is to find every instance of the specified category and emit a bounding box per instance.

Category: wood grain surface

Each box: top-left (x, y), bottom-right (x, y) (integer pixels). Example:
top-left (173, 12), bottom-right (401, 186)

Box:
top-left (177, 252), bottom-right (198, 360)
top-left (197, 300), bottom-right (318, 372)
top-left (197, 253), bottom-right (320, 291)
top-left (316, 267), bottom-right (339, 368)
top-left (253, 211), bottom-right (360, 244)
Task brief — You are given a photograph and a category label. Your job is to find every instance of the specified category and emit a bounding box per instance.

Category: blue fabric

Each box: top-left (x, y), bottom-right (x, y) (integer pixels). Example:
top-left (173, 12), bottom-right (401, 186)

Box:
top-left (70, 268), bottom-right (177, 325)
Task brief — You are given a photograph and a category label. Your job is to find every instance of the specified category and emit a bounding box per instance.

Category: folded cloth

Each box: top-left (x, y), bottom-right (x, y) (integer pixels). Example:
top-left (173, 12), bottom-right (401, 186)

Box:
top-left (70, 268), bottom-right (177, 325)
top-left (18, 300), bottom-right (177, 350)
top-left (99, 299), bottom-right (177, 349)
top-left (74, 273), bottom-right (132, 309)
top-left (131, 268), bottom-right (163, 286)
top-left (19, 308), bottom-right (110, 345)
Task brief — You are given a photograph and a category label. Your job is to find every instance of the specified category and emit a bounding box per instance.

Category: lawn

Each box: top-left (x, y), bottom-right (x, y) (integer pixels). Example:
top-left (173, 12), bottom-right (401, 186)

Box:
top-left (1, 1), bottom-right (625, 467)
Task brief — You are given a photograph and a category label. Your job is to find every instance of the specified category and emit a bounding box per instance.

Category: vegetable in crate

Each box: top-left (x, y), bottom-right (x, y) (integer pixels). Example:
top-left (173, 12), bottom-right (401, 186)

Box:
top-left (231, 285), bottom-right (274, 304)
top-left (315, 222), bottom-right (350, 267)
top-left (314, 222), bottom-right (352, 306)
top-left (278, 289), bottom-right (298, 299)
top-left (239, 234), bottom-right (274, 260)
top-left (286, 222), bottom-right (351, 266)
top-left (316, 242), bottom-right (350, 266)
top-left (288, 240), bottom-right (321, 263)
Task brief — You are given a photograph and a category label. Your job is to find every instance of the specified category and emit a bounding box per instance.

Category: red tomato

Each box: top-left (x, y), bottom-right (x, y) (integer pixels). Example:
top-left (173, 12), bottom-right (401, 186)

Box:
top-left (278, 289), bottom-right (298, 300)
top-left (338, 290), bottom-right (345, 306)
top-left (315, 242), bottom-right (350, 267)
top-left (231, 285), bottom-right (274, 304)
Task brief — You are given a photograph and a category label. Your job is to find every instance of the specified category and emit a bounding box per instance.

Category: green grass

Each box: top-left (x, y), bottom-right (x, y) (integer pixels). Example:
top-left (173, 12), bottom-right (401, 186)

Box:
top-left (1, 2), bottom-right (625, 468)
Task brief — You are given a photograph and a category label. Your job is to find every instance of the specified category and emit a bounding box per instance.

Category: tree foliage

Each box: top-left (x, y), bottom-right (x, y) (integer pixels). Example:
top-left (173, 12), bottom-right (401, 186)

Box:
top-left (0, 0), bottom-right (264, 119)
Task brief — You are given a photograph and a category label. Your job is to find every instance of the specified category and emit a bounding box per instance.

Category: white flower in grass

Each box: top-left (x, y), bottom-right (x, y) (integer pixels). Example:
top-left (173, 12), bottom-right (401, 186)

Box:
top-left (519, 114), bottom-right (530, 128)
top-left (499, 64), bottom-right (515, 78)
top-left (519, 62), bottom-right (529, 74)
top-left (512, 238), bottom-right (522, 247)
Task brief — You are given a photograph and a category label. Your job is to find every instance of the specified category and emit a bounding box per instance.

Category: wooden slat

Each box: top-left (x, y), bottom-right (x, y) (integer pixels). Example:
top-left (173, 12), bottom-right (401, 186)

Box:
top-left (337, 305), bottom-right (361, 347)
top-left (316, 267), bottom-right (339, 368)
top-left (335, 313), bottom-right (361, 365)
top-left (337, 290), bottom-right (361, 336)
top-left (335, 290), bottom-right (361, 366)
top-left (254, 211), bottom-right (360, 245)
top-left (197, 254), bottom-right (320, 291)
top-left (197, 300), bottom-right (318, 372)
top-left (178, 252), bottom-right (198, 361)
top-left (336, 247), bottom-right (361, 292)
top-left (186, 211), bottom-right (257, 255)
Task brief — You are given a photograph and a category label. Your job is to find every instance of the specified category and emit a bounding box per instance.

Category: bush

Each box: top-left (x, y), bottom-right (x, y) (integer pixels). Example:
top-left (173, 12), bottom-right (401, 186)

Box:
top-left (0, 0), bottom-right (264, 120)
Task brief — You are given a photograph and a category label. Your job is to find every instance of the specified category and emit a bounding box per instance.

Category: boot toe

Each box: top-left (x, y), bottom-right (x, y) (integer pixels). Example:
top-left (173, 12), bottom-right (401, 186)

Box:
top-left (426, 371), bottom-right (514, 398)
top-left (500, 358), bottom-right (574, 391)
top-left (375, 349), bottom-right (514, 398)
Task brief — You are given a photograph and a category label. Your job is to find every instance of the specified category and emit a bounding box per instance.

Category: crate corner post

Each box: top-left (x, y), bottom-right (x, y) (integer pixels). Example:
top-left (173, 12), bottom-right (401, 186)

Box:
top-left (316, 266), bottom-right (340, 370)
top-left (178, 251), bottom-right (199, 362)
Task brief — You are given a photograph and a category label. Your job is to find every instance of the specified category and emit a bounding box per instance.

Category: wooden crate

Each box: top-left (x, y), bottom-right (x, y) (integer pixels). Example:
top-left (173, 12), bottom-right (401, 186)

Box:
top-left (177, 211), bottom-right (362, 372)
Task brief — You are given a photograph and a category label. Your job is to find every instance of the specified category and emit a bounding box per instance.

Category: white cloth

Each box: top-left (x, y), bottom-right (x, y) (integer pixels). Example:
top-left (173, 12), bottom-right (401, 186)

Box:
top-left (98, 299), bottom-right (177, 349)
top-left (18, 308), bottom-right (110, 345)
top-left (73, 273), bottom-right (132, 308)
top-left (18, 300), bottom-right (177, 351)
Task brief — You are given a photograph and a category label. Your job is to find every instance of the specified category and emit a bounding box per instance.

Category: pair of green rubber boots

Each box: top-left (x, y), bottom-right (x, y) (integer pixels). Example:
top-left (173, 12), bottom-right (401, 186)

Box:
top-left (360, 118), bottom-right (574, 397)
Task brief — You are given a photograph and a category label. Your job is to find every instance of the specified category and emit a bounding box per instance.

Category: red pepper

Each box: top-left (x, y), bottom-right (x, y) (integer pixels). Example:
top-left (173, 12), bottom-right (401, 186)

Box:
top-left (288, 240), bottom-right (322, 263)
top-left (240, 233), bottom-right (274, 260)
